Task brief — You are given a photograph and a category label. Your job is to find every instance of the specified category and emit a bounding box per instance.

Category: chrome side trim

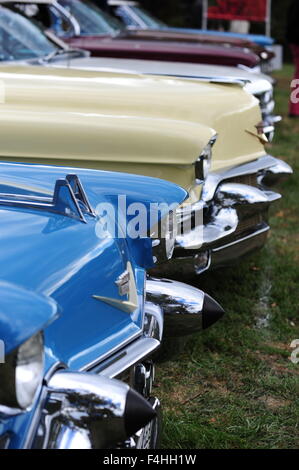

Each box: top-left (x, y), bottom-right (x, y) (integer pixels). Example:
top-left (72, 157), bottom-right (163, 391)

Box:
top-left (97, 338), bottom-right (160, 379)
top-left (210, 227), bottom-right (269, 268)
top-left (79, 329), bottom-right (142, 372)
top-left (212, 225), bottom-right (270, 252)
top-left (147, 73), bottom-right (248, 87)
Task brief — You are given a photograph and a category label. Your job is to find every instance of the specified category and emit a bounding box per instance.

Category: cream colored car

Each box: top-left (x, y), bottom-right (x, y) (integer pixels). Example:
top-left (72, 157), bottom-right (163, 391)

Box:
top-left (0, 65), bottom-right (292, 274)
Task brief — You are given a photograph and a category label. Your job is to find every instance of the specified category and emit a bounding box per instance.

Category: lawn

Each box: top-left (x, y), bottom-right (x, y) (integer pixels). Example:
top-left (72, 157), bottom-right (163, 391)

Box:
top-left (158, 64), bottom-right (299, 449)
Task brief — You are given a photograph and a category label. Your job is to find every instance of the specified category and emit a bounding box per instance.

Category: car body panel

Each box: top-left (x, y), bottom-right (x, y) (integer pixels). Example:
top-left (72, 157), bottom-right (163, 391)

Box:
top-left (0, 66), bottom-right (264, 193)
top-left (64, 35), bottom-right (260, 68)
top-left (0, 161), bottom-right (186, 370)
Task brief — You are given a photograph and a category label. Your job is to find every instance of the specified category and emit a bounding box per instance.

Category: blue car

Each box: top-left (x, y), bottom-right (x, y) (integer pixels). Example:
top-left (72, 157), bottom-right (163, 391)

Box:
top-left (0, 162), bottom-right (224, 449)
top-left (108, 1), bottom-right (274, 47)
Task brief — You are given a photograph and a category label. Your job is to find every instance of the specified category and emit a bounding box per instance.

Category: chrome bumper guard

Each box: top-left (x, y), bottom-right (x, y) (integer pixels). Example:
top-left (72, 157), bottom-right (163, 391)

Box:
top-left (30, 279), bottom-right (224, 449)
top-left (151, 155), bottom-right (292, 276)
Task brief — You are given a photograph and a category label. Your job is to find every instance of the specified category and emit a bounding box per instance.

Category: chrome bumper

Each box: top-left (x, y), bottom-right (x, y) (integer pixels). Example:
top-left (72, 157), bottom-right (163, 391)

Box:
top-left (28, 279), bottom-right (224, 449)
top-left (151, 155), bottom-right (292, 276)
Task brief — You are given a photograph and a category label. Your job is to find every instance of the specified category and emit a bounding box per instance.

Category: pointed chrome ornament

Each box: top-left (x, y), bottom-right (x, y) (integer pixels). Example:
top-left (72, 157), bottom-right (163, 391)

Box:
top-left (93, 262), bottom-right (139, 314)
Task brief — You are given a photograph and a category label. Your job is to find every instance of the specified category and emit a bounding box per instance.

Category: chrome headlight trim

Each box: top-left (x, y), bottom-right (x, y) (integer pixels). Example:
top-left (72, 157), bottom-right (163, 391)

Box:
top-left (195, 135), bottom-right (218, 183)
top-left (0, 332), bottom-right (44, 412)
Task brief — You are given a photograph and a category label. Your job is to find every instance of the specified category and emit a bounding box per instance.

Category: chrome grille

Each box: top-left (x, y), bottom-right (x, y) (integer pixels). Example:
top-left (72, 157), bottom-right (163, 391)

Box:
top-left (225, 173), bottom-right (259, 188)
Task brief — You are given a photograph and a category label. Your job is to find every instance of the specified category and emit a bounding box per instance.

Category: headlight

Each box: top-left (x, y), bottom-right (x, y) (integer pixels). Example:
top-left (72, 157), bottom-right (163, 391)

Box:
top-left (0, 332), bottom-right (44, 411)
top-left (195, 135), bottom-right (217, 182)
top-left (151, 211), bottom-right (177, 264)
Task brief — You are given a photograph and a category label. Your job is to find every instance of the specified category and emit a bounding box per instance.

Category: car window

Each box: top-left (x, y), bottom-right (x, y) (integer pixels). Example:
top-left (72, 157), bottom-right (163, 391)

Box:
top-left (59, 0), bottom-right (124, 36)
top-left (0, 7), bottom-right (57, 61)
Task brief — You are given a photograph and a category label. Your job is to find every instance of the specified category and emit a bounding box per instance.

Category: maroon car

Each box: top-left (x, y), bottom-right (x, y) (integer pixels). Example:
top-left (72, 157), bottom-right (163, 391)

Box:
top-left (108, 23), bottom-right (273, 64)
top-left (5, 0), bottom-right (260, 68)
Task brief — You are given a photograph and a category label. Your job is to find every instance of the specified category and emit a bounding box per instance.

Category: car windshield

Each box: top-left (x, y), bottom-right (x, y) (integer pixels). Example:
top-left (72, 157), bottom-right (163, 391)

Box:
top-left (0, 7), bottom-right (57, 61)
top-left (60, 0), bottom-right (124, 36)
top-left (129, 6), bottom-right (166, 29)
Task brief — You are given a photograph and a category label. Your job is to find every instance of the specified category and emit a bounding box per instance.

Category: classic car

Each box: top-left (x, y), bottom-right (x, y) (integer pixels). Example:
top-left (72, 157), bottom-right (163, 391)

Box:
top-left (0, 65), bottom-right (292, 277)
top-left (0, 5), bottom-right (279, 141)
top-left (0, 160), bottom-right (225, 449)
top-left (106, 0), bottom-right (275, 48)
top-left (95, 0), bottom-right (275, 65)
top-left (4, 0), bottom-right (261, 68)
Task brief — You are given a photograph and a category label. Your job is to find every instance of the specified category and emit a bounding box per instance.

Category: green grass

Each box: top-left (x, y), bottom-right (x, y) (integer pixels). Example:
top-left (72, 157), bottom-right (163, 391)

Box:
top-left (158, 65), bottom-right (299, 449)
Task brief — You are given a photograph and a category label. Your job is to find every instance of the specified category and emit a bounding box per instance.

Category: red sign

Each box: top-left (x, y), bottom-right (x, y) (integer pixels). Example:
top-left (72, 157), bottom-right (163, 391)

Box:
top-left (208, 0), bottom-right (268, 23)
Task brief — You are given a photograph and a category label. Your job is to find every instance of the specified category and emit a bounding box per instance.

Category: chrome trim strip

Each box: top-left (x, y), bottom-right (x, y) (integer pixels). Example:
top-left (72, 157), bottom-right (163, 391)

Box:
top-left (212, 225), bottom-right (270, 252)
top-left (96, 338), bottom-right (160, 379)
top-left (79, 330), bottom-right (142, 373)
top-left (147, 73), bottom-right (248, 86)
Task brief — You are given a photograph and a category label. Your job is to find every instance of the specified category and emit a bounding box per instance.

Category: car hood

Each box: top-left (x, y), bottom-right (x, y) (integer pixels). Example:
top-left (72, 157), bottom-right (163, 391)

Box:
top-left (0, 161), bottom-right (186, 365)
top-left (0, 65), bottom-right (265, 188)
top-left (122, 29), bottom-right (268, 59)
top-left (66, 35), bottom-right (260, 68)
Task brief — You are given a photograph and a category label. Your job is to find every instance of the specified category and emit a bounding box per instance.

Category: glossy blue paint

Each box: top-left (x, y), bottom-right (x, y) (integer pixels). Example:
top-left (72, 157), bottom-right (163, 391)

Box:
top-left (0, 161), bottom-right (187, 448)
top-left (162, 28), bottom-right (275, 47)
